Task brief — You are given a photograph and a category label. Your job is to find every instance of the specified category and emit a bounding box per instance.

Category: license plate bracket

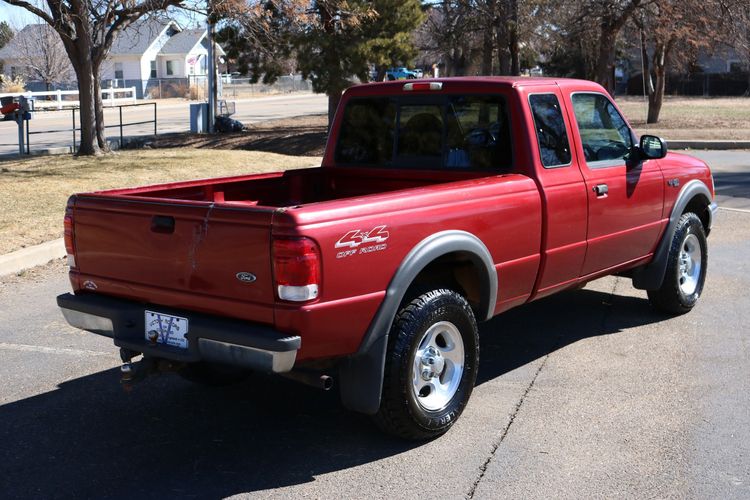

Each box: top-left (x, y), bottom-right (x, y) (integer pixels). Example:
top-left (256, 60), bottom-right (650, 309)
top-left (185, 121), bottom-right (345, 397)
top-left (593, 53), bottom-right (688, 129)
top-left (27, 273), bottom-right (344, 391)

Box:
top-left (145, 310), bottom-right (189, 349)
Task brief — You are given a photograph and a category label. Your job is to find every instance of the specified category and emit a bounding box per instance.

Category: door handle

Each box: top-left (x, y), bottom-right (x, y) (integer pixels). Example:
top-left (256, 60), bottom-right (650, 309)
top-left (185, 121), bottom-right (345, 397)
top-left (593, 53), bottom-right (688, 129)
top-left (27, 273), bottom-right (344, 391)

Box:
top-left (151, 215), bottom-right (175, 234)
top-left (593, 184), bottom-right (609, 197)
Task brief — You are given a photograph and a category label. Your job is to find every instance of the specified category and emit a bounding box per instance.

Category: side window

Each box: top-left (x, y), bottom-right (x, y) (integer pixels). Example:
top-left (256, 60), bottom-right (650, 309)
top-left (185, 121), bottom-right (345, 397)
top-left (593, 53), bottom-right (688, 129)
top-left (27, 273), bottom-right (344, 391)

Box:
top-left (529, 94), bottom-right (571, 167)
top-left (571, 93), bottom-right (633, 164)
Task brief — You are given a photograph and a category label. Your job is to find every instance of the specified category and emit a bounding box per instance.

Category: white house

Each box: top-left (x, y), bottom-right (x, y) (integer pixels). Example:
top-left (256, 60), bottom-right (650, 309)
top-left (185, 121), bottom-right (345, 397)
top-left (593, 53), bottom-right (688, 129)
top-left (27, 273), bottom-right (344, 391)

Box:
top-left (102, 17), bottom-right (225, 98)
top-left (0, 18), bottom-right (225, 98)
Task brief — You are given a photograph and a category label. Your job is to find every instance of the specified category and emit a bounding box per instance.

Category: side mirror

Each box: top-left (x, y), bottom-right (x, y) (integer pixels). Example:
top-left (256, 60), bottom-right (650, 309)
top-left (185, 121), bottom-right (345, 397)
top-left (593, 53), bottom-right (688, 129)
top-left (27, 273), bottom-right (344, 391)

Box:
top-left (638, 135), bottom-right (668, 160)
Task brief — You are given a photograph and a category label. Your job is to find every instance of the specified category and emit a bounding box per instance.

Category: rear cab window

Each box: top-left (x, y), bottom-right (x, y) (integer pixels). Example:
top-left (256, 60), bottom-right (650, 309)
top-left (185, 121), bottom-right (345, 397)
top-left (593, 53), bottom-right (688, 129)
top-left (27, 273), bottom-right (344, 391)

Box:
top-left (335, 94), bottom-right (513, 171)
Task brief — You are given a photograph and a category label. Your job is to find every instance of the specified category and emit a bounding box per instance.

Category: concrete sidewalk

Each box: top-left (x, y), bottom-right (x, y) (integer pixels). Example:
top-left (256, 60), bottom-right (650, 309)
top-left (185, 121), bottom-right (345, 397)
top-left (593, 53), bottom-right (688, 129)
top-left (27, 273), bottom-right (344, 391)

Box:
top-left (0, 239), bottom-right (64, 278)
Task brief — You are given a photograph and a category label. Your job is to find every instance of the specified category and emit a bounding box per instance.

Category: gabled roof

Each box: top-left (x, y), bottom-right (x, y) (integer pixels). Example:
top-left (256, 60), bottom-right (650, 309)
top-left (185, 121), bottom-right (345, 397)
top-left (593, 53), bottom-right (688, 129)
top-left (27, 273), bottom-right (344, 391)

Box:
top-left (0, 24), bottom-right (58, 60)
top-left (158, 29), bottom-right (204, 55)
top-left (110, 17), bottom-right (177, 56)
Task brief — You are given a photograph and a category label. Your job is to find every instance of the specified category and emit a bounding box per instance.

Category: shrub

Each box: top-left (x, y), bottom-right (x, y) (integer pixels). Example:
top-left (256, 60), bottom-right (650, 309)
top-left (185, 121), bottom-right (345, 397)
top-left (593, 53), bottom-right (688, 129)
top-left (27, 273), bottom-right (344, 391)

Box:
top-left (0, 74), bottom-right (26, 93)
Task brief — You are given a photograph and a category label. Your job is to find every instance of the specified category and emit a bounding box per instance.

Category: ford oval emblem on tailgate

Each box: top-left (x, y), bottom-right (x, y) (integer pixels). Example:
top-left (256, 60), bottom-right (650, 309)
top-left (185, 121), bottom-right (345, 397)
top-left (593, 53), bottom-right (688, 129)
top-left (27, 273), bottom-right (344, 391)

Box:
top-left (236, 272), bottom-right (257, 283)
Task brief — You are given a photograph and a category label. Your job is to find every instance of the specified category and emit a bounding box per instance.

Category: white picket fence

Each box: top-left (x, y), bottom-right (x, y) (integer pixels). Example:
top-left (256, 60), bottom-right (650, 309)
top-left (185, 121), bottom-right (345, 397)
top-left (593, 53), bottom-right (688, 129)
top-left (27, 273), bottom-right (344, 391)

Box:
top-left (0, 87), bottom-right (136, 110)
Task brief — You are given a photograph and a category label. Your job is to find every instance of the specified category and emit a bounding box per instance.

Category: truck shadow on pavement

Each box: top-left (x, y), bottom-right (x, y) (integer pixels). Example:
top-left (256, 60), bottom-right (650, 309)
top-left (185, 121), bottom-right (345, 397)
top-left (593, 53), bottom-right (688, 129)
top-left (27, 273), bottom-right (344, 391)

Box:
top-left (711, 171), bottom-right (750, 200)
top-left (0, 285), bottom-right (668, 498)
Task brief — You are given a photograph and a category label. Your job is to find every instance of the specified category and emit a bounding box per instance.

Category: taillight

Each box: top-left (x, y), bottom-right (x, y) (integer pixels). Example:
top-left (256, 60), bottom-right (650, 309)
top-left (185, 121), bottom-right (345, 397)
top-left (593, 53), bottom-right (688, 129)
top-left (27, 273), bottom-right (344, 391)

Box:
top-left (272, 237), bottom-right (321, 302)
top-left (64, 196), bottom-right (76, 268)
top-left (403, 82), bottom-right (442, 91)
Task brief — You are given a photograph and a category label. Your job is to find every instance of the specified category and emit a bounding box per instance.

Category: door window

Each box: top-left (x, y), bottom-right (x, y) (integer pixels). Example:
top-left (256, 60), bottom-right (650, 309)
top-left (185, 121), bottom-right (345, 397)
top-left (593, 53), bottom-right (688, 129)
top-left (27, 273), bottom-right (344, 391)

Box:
top-left (529, 93), bottom-right (572, 167)
top-left (150, 60), bottom-right (157, 78)
top-left (114, 62), bottom-right (124, 80)
top-left (571, 93), bottom-right (633, 166)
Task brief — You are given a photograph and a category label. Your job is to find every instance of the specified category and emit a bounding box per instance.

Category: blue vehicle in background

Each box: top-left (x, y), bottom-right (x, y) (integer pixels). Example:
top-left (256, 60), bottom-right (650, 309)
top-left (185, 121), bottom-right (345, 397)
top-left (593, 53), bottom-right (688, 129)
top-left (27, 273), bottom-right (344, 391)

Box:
top-left (386, 67), bottom-right (419, 80)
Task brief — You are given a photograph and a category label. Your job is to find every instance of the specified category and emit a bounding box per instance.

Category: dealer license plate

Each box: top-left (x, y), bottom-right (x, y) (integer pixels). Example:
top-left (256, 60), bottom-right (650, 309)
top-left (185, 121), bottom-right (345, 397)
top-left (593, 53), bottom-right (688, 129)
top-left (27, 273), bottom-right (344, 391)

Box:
top-left (145, 311), bottom-right (189, 349)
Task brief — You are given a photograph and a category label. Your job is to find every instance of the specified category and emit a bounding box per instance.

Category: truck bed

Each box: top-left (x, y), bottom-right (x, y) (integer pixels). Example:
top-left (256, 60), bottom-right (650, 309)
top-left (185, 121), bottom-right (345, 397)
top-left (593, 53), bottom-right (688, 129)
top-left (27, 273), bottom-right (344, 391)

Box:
top-left (102, 167), bottom-right (493, 208)
top-left (68, 166), bottom-right (502, 329)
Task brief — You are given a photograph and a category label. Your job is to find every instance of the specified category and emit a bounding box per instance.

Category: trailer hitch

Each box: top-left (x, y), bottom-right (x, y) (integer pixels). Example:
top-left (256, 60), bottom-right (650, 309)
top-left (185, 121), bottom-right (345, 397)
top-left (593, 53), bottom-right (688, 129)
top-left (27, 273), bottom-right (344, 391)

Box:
top-left (119, 348), bottom-right (183, 391)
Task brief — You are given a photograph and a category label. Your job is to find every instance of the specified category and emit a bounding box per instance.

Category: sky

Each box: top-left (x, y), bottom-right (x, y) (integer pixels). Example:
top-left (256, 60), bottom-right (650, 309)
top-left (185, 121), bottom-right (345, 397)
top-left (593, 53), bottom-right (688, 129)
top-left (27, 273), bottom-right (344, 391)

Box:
top-left (0, 2), bottom-right (203, 29)
top-left (0, 3), bottom-right (41, 28)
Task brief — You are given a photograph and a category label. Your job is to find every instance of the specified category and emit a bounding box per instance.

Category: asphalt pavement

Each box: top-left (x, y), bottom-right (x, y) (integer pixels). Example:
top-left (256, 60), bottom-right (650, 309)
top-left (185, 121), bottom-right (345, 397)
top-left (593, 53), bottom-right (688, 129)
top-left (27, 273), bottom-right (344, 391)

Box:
top-left (0, 152), bottom-right (748, 499)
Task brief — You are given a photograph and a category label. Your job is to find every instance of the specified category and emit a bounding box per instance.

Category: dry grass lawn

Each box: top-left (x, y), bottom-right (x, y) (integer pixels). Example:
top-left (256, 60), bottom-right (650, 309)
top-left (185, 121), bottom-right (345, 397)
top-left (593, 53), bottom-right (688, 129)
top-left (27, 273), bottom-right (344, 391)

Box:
top-left (0, 149), bottom-right (321, 255)
top-left (619, 96), bottom-right (750, 140)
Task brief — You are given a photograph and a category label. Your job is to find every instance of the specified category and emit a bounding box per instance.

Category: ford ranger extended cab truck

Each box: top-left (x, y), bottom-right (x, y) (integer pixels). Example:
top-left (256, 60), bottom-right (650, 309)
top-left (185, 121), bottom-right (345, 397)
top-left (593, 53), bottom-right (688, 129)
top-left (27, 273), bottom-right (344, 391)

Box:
top-left (57, 77), bottom-right (717, 439)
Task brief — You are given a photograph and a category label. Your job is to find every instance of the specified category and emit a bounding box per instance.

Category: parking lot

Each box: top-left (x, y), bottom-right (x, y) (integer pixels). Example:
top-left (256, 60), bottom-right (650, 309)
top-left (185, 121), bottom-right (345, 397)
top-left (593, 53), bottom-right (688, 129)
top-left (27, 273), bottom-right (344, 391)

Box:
top-left (0, 151), bottom-right (748, 499)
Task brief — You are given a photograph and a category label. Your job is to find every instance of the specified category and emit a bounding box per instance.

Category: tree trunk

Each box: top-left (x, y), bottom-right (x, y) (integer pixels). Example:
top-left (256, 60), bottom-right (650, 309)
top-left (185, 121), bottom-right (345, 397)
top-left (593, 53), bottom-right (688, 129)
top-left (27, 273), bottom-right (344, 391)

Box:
top-left (481, 30), bottom-right (494, 75)
top-left (327, 92), bottom-right (342, 129)
top-left (647, 42), bottom-right (670, 124)
top-left (595, 30), bottom-right (617, 95)
top-left (70, 57), bottom-right (101, 156)
top-left (496, 22), bottom-right (510, 75)
top-left (92, 60), bottom-right (109, 152)
top-left (508, 0), bottom-right (520, 75)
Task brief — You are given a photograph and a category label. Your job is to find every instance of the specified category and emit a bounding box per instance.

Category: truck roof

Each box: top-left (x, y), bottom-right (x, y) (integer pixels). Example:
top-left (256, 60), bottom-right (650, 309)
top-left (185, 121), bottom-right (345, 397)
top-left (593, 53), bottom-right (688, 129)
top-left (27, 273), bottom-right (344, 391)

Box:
top-left (344, 76), bottom-right (606, 96)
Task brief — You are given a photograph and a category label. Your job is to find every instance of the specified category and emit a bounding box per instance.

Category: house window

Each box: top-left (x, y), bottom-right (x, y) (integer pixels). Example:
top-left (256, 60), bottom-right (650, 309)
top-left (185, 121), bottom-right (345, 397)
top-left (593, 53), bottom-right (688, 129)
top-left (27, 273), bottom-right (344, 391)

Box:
top-left (150, 60), bottom-right (157, 78)
top-left (114, 62), bottom-right (124, 80)
top-left (166, 60), bottom-right (175, 76)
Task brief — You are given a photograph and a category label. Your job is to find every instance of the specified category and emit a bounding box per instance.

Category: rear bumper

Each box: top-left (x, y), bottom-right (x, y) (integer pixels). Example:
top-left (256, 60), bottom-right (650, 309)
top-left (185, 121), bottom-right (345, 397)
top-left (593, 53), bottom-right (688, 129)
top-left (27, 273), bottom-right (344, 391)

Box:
top-left (57, 293), bottom-right (300, 373)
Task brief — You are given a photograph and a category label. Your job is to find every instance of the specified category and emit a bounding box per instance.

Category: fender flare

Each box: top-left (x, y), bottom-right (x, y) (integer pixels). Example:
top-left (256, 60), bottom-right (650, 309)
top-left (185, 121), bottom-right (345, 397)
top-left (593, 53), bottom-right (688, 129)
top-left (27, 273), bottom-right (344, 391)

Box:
top-left (338, 230), bottom-right (497, 414)
top-left (632, 179), bottom-right (714, 290)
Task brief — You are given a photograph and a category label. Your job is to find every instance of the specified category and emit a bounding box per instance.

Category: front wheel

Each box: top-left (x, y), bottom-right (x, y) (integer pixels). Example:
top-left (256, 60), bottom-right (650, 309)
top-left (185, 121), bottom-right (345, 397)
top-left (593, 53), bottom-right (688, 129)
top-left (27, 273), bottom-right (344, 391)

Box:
top-left (647, 212), bottom-right (708, 314)
top-left (373, 289), bottom-right (479, 440)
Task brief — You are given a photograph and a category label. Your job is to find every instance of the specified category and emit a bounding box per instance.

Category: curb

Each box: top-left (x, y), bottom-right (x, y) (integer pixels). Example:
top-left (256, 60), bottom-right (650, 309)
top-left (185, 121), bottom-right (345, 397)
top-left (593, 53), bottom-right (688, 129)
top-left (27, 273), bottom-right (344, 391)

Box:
top-left (0, 239), bottom-right (65, 278)
top-left (668, 140), bottom-right (750, 150)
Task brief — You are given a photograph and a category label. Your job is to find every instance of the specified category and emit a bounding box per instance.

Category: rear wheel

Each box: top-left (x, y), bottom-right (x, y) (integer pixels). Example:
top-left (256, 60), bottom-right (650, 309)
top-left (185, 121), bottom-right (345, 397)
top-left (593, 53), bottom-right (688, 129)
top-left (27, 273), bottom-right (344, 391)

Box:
top-left (648, 212), bottom-right (708, 314)
top-left (373, 289), bottom-right (479, 440)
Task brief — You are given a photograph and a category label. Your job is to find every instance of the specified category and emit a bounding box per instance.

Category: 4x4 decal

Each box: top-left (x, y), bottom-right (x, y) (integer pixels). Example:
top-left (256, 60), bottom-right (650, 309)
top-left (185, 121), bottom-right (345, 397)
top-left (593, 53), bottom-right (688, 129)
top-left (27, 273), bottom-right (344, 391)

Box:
top-left (335, 225), bottom-right (390, 258)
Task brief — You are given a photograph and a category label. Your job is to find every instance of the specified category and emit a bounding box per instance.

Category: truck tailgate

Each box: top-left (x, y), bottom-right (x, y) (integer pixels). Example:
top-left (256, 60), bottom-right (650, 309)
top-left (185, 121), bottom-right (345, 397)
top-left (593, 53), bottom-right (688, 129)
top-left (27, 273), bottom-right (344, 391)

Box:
top-left (72, 196), bottom-right (276, 319)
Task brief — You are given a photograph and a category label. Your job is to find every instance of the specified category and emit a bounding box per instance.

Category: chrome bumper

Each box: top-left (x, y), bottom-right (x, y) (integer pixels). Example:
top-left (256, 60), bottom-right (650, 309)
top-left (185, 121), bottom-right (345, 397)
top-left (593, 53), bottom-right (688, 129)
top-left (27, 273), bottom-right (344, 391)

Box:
top-left (57, 293), bottom-right (300, 373)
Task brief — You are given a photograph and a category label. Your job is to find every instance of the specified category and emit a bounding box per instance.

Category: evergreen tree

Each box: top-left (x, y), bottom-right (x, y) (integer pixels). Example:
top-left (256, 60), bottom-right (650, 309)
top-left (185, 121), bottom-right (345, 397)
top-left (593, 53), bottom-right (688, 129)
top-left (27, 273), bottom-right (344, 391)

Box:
top-left (0, 21), bottom-right (12, 50)
top-left (218, 0), bottom-right (424, 125)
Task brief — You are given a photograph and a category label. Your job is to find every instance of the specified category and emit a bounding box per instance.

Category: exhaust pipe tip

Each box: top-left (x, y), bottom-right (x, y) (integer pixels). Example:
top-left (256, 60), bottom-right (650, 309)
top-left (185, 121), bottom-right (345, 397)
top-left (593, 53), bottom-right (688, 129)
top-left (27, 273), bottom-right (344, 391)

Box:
top-left (281, 370), bottom-right (334, 391)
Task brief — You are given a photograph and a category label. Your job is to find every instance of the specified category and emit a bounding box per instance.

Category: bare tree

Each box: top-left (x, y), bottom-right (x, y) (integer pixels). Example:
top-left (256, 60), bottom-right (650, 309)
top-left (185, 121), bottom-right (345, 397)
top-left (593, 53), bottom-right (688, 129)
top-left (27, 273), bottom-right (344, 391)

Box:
top-left (636, 0), bottom-right (736, 123)
top-left (417, 1), bottom-right (477, 76)
top-left (1, 0), bottom-right (184, 155)
top-left (13, 24), bottom-right (72, 91)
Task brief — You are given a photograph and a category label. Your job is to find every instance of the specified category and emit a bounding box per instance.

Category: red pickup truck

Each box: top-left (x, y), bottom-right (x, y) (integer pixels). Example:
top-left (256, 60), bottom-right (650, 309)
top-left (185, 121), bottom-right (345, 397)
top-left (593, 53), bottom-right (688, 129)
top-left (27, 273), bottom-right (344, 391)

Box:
top-left (58, 77), bottom-right (717, 439)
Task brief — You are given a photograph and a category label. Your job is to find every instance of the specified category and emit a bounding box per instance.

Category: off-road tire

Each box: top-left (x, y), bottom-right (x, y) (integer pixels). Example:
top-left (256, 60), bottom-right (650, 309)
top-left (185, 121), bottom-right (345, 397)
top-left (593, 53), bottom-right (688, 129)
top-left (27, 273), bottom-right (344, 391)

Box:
top-left (373, 289), bottom-right (479, 440)
top-left (648, 212), bottom-right (708, 314)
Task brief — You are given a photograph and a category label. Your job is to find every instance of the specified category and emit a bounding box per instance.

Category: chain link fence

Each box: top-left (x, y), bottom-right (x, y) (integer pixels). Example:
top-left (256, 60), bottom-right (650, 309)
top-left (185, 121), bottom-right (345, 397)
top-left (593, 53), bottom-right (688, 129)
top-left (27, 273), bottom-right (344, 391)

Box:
top-left (626, 72), bottom-right (750, 96)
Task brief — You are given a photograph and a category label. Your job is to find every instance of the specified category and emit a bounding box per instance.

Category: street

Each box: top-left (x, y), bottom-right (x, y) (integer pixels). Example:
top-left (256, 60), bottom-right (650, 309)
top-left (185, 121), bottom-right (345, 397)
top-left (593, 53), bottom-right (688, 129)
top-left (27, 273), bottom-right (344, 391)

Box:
top-left (0, 93), bottom-right (328, 155)
top-left (0, 151), bottom-right (748, 499)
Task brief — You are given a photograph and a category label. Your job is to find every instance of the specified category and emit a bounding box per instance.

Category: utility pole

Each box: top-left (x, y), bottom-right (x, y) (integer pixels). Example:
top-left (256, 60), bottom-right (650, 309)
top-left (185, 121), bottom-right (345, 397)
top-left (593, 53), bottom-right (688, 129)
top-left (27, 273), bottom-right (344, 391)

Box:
top-left (207, 19), bottom-right (216, 133)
